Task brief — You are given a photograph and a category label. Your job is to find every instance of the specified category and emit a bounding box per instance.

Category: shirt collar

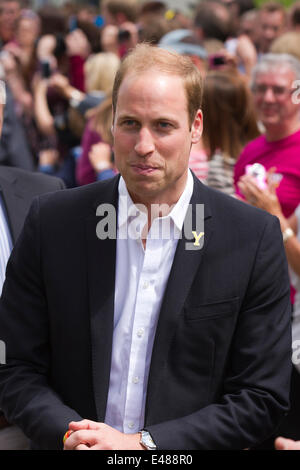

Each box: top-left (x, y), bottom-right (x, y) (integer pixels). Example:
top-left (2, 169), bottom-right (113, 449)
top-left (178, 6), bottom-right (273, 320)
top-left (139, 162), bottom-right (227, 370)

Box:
top-left (168, 169), bottom-right (194, 231)
top-left (117, 169), bottom-right (194, 232)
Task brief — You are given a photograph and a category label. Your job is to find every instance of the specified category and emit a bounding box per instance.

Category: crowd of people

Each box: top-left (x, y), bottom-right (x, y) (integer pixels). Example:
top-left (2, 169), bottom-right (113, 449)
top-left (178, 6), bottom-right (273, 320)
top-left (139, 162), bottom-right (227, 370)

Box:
top-left (0, 0), bottom-right (296, 189)
top-left (0, 0), bottom-right (298, 192)
top-left (0, 0), bottom-right (300, 451)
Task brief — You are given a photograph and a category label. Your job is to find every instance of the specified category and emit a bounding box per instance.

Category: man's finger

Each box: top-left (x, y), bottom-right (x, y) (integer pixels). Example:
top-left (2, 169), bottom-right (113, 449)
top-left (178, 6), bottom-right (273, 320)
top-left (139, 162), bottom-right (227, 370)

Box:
top-left (69, 419), bottom-right (100, 431)
top-left (64, 429), bottom-right (99, 450)
top-left (244, 178), bottom-right (262, 196)
top-left (275, 437), bottom-right (300, 450)
top-left (75, 444), bottom-right (91, 450)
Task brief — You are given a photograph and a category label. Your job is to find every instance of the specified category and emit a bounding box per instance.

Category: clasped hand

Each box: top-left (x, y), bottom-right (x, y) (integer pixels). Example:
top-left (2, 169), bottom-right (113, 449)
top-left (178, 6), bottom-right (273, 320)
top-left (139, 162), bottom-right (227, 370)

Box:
top-left (63, 419), bottom-right (144, 450)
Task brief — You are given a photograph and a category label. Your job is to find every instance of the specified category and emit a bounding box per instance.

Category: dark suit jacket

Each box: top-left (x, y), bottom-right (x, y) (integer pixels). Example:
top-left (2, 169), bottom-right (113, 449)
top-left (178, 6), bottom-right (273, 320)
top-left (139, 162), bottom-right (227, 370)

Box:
top-left (0, 166), bottom-right (65, 243)
top-left (0, 174), bottom-right (292, 450)
top-left (0, 166), bottom-right (65, 430)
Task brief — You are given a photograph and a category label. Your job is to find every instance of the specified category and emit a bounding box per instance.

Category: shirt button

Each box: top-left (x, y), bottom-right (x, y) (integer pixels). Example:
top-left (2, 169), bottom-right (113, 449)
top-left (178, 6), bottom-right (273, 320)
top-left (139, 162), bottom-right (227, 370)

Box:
top-left (142, 280), bottom-right (149, 289)
top-left (132, 376), bottom-right (139, 384)
top-left (128, 422), bottom-right (134, 429)
top-left (137, 328), bottom-right (144, 337)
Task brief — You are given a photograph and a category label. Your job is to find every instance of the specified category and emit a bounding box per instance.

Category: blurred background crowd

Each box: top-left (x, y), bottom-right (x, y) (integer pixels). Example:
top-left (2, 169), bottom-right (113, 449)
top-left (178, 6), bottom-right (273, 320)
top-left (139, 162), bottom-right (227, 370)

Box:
top-left (2, 0), bottom-right (300, 449)
top-left (0, 0), bottom-right (298, 190)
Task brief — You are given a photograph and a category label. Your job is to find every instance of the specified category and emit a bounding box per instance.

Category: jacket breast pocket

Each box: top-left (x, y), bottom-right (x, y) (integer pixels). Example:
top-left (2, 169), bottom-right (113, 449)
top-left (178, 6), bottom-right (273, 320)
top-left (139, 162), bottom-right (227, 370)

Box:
top-left (184, 297), bottom-right (239, 321)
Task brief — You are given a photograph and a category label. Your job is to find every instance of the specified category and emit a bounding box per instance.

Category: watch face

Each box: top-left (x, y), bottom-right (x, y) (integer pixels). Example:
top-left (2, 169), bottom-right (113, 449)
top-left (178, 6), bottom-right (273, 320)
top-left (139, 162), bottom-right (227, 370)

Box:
top-left (141, 431), bottom-right (157, 450)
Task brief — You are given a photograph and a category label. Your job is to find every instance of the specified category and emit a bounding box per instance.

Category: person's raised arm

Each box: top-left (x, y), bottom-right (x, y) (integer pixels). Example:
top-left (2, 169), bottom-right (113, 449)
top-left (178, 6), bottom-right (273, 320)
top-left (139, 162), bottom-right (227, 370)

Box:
top-left (238, 172), bottom-right (300, 277)
top-left (33, 75), bottom-right (55, 137)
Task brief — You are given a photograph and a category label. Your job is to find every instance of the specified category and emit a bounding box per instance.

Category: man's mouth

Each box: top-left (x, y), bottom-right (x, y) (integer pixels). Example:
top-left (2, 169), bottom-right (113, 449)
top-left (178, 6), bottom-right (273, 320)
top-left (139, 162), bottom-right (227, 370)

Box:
top-left (261, 107), bottom-right (278, 116)
top-left (131, 164), bottom-right (159, 174)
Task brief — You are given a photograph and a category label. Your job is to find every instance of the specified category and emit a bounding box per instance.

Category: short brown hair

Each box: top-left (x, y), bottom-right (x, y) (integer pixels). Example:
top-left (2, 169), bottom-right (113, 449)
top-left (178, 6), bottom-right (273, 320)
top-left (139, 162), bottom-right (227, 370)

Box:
top-left (112, 43), bottom-right (203, 126)
top-left (259, 1), bottom-right (286, 21)
top-left (194, 1), bottom-right (233, 42)
top-left (101, 0), bottom-right (139, 23)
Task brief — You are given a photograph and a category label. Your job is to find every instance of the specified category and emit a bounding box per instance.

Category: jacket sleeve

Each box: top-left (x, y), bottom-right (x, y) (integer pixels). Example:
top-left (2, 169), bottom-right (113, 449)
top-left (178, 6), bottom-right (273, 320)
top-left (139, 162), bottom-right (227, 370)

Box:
top-left (146, 215), bottom-right (292, 449)
top-left (0, 197), bottom-right (82, 449)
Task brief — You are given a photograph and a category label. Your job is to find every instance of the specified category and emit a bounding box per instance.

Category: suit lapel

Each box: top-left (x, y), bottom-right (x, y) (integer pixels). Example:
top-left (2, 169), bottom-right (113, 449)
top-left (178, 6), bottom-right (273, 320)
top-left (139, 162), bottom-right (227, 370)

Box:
top-left (145, 177), bottom-right (214, 421)
top-left (85, 177), bottom-right (119, 420)
top-left (0, 172), bottom-right (30, 243)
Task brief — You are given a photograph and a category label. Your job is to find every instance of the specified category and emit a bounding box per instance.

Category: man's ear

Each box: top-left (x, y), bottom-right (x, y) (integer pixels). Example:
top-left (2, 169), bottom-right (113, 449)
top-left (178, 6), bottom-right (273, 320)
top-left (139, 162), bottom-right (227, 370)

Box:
top-left (191, 109), bottom-right (203, 144)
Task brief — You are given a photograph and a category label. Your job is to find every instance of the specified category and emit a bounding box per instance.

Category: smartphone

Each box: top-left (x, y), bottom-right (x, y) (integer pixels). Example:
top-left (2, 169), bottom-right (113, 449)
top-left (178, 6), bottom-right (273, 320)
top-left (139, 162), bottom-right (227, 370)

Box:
top-left (118, 29), bottom-right (131, 43)
top-left (209, 54), bottom-right (226, 69)
top-left (41, 60), bottom-right (51, 79)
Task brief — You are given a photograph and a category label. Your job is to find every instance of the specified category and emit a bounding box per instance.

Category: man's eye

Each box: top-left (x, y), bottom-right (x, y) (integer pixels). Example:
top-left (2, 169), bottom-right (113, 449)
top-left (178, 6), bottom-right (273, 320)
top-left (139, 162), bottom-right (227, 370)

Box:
top-left (121, 120), bottom-right (137, 127)
top-left (273, 87), bottom-right (285, 95)
top-left (157, 122), bottom-right (172, 130)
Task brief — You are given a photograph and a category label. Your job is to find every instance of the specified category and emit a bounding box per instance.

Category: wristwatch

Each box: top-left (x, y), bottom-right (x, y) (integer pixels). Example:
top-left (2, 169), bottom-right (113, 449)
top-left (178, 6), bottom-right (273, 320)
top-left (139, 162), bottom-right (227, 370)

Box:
top-left (282, 227), bottom-right (294, 243)
top-left (139, 430), bottom-right (157, 450)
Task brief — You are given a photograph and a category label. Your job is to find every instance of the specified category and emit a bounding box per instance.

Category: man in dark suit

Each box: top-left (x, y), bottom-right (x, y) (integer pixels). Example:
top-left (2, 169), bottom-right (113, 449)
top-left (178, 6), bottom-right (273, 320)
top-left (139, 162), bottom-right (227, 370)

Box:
top-left (0, 166), bottom-right (65, 450)
top-left (0, 44), bottom-right (292, 450)
top-left (0, 81), bottom-right (65, 449)
top-left (0, 166), bottom-right (65, 246)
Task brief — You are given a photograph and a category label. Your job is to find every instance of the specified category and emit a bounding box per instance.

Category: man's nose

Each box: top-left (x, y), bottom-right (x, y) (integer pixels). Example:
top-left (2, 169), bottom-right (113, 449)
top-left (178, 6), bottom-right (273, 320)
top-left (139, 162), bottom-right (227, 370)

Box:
top-left (263, 28), bottom-right (276, 41)
top-left (263, 87), bottom-right (276, 101)
top-left (134, 127), bottom-right (155, 156)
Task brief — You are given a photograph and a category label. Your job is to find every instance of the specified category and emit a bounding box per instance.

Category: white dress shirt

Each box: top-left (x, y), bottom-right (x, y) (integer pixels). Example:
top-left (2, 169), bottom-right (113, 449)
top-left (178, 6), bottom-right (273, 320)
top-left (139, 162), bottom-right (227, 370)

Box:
top-left (0, 196), bottom-right (13, 295)
top-left (104, 170), bottom-right (194, 433)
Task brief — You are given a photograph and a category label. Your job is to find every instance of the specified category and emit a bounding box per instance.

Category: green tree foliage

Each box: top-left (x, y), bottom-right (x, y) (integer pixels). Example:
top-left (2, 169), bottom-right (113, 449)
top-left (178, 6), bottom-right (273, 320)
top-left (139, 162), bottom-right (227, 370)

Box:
top-left (254, 0), bottom-right (294, 8)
